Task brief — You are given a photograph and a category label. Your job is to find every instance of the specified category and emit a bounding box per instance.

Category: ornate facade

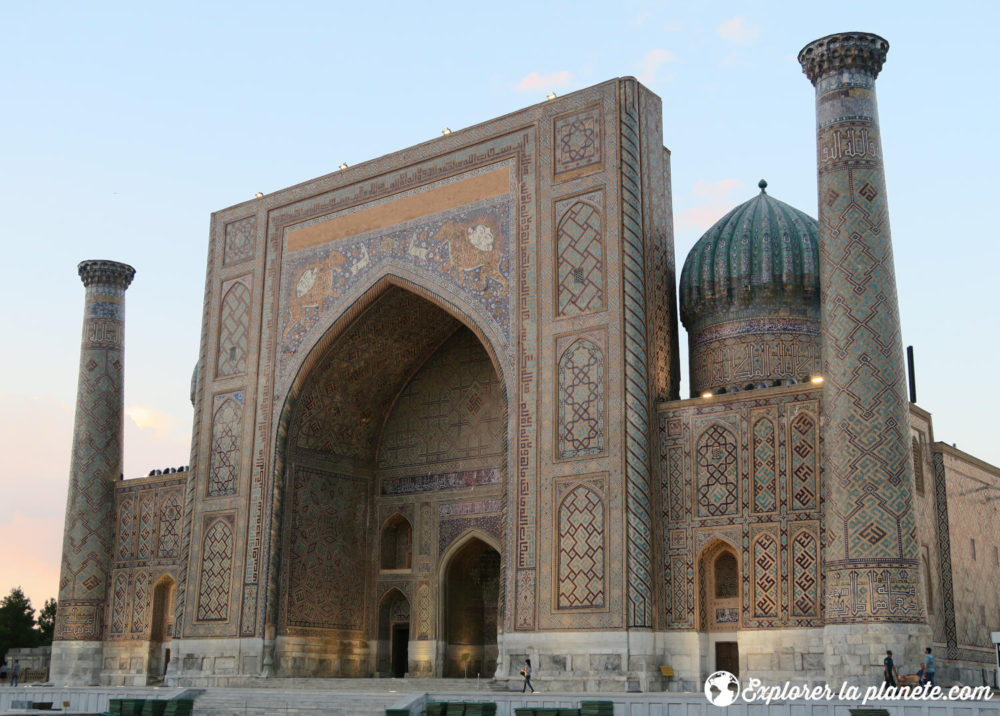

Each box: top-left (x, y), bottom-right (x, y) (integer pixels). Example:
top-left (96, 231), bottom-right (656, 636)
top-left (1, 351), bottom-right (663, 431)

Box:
top-left (51, 33), bottom-right (999, 690)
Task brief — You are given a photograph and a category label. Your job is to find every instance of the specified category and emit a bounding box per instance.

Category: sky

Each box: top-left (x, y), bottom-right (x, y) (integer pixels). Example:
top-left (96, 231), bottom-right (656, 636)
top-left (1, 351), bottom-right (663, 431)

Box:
top-left (1, 1), bottom-right (998, 611)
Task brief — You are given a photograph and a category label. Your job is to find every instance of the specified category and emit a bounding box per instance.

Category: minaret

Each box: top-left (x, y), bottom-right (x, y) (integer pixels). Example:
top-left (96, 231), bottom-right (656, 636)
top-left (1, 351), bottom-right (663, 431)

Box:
top-left (51, 260), bottom-right (135, 685)
top-left (798, 33), bottom-right (929, 682)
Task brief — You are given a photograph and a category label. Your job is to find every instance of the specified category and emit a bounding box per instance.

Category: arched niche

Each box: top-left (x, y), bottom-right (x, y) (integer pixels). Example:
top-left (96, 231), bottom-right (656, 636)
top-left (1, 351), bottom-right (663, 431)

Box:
top-left (380, 514), bottom-right (412, 571)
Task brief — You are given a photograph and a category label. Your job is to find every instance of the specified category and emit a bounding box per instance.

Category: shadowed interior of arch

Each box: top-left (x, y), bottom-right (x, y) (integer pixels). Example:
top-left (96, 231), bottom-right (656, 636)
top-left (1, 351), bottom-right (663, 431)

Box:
top-left (275, 285), bottom-right (507, 677)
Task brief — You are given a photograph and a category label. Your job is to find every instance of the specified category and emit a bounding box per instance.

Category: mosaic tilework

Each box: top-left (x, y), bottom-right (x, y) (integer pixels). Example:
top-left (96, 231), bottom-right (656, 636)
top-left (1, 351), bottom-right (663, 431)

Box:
top-left (557, 485), bottom-right (605, 609)
top-left (752, 418), bottom-right (777, 513)
top-left (789, 409), bottom-right (818, 511)
top-left (750, 526), bottom-right (779, 619)
top-left (208, 392), bottom-right (243, 497)
top-left (197, 516), bottom-right (234, 622)
top-left (292, 289), bottom-right (462, 457)
top-left (216, 279), bottom-right (251, 378)
top-left (438, 514), bottom-right (503, 556)
top-left (931, 452), bottom-right (958, 659)
top-left (803, 44), bottom-right (923, 623)
top-left (241, 138), bottom-right (529, 647)
top-left (619, 79), bottom-right (654, 628)
top-left (377, 327), bottom-right (504, 472)
top-left (553, 105), bottom-right (602, 178)
top-left (416, 583), bottom-right (432, 639)
top-left (689, 320), bottom-right (820, 397)
top-left (659, 390), bottom-right (825, 630)
top-left (223, 216), bottom-right (256, 266)
top-left (56, 265), bottom-right (133, 642)
top-left (557, 339), bottom-right (605, 459)
top-left (283, 467), bottom-right (368, 631)
top-left (158, 493), bottom-right (181, 559)
top-left (131, 571), bottom-right (150, 633)
top-left (117, 498), bottom-right (135, 561)
top-left (279, 199), bottom-right (511, 376)
top-left (791, 525), bottom-right (820, 618)
top-left (137, 494), bottom-right (154, 561)
top-left (110, 572), bottom-right (129, 634)
top-left (695, 425), bottom-right (739, 517)
top-left (555, 195), bottom-right (604, 317)
top-left (382, 468), bottom-right (500, 496)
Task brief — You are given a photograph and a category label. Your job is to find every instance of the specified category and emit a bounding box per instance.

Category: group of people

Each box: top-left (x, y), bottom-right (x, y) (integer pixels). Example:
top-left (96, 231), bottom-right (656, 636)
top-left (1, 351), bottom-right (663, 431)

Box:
top-left (0, 660), bottom-right (21, 686)
top-left (883, 648), bottom-right (936, 688)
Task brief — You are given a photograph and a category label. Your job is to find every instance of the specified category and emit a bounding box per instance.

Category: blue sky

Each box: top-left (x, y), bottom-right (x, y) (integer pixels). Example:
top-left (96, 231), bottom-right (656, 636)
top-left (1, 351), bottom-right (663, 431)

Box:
top-left (2, 1), bottom-right (998, 608)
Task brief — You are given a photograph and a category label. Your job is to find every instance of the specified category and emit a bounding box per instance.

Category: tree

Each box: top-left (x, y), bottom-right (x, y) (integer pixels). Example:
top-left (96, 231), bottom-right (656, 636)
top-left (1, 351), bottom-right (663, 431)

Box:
top-left (36, 599), bottom-right (57, 646)
top-left (0, 587), bottom-right (39, 664)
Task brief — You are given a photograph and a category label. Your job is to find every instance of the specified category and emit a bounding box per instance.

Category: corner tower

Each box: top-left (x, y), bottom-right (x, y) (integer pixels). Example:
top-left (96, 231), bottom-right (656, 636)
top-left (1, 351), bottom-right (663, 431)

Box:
top-left (51, 260), bottom-right (135, 684)
top-left (798, 33), bottom-right (929, 681)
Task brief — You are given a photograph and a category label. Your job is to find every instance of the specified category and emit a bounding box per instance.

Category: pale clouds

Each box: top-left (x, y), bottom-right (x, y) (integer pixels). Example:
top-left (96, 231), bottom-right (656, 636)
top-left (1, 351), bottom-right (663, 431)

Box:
top-left (515, 70), bottom-right (572, 92)
top-left (126, 405), bottom-right (178, 439)
top-left (717, 16), bottom-right (760, 44)
top-left (675, 179), bottom-right (742, 234)
top-left (636, 49), bottom-right (676, 86)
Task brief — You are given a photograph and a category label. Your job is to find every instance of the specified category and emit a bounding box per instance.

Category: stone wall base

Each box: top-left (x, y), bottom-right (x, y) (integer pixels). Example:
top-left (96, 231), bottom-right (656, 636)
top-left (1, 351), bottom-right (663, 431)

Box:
top-left (50, 641), bottom-right (104, 685)
top-left (824, 622), bottom-right (933, 686)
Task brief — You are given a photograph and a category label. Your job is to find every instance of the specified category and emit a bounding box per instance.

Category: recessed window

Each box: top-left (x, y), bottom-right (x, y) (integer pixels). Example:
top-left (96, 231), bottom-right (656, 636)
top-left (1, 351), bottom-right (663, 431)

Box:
top-left (714, 552), bottom-right (738, 599)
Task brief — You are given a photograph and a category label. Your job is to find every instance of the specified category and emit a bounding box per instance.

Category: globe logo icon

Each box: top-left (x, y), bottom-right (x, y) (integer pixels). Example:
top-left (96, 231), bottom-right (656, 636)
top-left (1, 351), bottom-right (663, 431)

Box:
top-left (704, 670), bottom-right (740, 707)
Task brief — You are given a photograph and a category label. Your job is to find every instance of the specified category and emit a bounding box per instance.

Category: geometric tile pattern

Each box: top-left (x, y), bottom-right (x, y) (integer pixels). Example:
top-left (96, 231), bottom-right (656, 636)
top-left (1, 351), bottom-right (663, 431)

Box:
top-left (158, 493), bottom-right (181, 559)
top-left (56, 265), bottom-right (133, 642)
top-left (283, 467), bottom-right (368, 632)
top-left (110, 572), bottom-right (129, 635)
top-left (619, 79), bottom-right (655, 628)
top-left (556, 199), bottom-right (604, 316)
top-left (557, 339), bottom-right (604, 459)
top-left (695, 425), bottom-right (739, 517)
top-left (553, 106), bottom-right (602, 177)
top-left (805, 53), bottom-right (922, 622)
top-left (752, 418), bottom-right (777, 513)
top-left (117, 498), bottom-right (135, 562)
top-left (789, 411), bottom-right (818, 511)
top-left (197, 517), bottom-right (234, 622)
top-left (291, 289), bottom-right (462, 457)
top-left (557, 486), bottom-right (605, 609)
top-left (216, 280), bottom-right (251, 378)
top-left (931, 451), bottom-right (958, 659)
top-left (751, 530), bottom-right (779, 619)
top-left (416, 583), bottom-right (432, 639)
top-left (223, 216), bottom-right (256, 266)
top-left (131, 570), bottom-right (150, 634)
top-left (791, 527), bottom-right (820, 618)
top-left (208, 393), bottom-right (243, 497)
top-left (137, 494), bottom-right (154, 561)
top-left (659, 391), bottom-right (825, 631)
top-left (377, 327), bottom-right (504, 471)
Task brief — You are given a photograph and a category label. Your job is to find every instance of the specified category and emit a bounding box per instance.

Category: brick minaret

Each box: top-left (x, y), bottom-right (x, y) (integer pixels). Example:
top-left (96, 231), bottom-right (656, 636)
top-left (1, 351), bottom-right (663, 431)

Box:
top-left (799, 33), bottom-right (928, 682)
top-left (51, 260), bottom-right (135, 684)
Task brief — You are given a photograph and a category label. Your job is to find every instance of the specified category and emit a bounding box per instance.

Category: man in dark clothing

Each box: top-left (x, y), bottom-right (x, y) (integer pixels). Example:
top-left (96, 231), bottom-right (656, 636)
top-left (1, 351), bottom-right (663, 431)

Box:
top-left (883, 650), bottom-right (898, 687)
top-left (10, 660), bottom-right (19, 687)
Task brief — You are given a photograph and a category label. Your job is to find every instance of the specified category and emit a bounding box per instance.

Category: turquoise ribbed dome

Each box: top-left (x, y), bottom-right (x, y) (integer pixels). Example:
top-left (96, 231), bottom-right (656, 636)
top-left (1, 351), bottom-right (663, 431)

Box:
top-left (679, 181), bottom-right (822, 397)
top-left (680, 180), bottom-right (820, 331)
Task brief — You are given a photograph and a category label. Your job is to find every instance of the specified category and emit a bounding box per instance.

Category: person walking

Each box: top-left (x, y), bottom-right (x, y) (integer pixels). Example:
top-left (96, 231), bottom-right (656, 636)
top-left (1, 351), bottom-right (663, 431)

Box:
top-left (521, 658), bottom-right (535, 693)
top-left (1, 661), bottom-right (6, 684)
top-left (10, 660), bottom-right (19, 687)
top-left (923, 647), bottom-right (936, 687)
top-left (882, 650), bottom-right (898, 688)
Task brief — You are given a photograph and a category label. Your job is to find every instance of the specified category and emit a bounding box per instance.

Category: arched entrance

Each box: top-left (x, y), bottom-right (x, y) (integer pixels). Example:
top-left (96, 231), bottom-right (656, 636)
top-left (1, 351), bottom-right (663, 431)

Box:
top-left (440, 535), bottom-right (500, 678)
top-left (147, 575), bottom-right (175, 681)
top-left (698, 540), bottom-right (740, 677)
top-left (273, 282), bottom-right (508, 678)
top-left (376, 589), bottom-right (410, 677)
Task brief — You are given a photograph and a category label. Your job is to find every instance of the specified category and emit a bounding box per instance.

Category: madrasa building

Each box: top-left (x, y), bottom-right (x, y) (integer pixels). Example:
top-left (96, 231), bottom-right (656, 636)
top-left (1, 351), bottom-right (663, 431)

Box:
top-left (50, 32), bottom-right (1000, 691)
